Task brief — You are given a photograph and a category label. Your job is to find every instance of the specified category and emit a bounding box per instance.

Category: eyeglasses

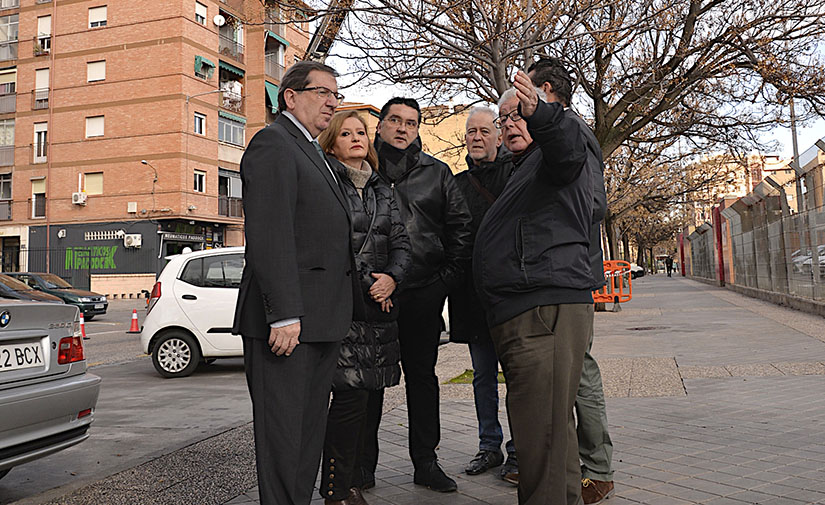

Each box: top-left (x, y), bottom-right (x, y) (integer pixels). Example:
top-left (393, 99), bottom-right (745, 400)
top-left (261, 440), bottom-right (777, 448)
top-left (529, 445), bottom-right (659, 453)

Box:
top-left (494, 110), bottom-right (523, 128)
top-left (385, 116), bottom-right (419, 130)
top-left (294, 86), bottom-right (345, 105)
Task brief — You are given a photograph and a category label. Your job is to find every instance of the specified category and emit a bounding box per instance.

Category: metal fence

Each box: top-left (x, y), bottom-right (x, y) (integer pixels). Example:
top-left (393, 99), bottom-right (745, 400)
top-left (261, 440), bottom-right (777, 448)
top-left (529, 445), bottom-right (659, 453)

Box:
top-left (681, 138), bottom-right (825, 303)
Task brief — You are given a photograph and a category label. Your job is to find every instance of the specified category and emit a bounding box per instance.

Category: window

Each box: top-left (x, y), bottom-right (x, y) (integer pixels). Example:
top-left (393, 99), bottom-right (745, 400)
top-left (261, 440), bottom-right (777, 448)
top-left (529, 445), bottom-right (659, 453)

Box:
top-left (33, 68), bottom-right (49, 109)
top-left (195, 2), bottom-right (207, 25)
top-left (0, 69), bottom-right (15, 95)
top-left (33, 122), bottom-right (47, 163)
top-left (84, 172), bottom-right (103, 195)
top-left (194, 170), bottom-right (205, 192)
top-left (0, 14), bottom-right (18, 61)
top-left (0, 119), bottom-right (13, 166)
top-left (86, 116), bottom-right (104, 138)
top-left (0, 173), bottom-right (10, 200)
top-left (36, 16), bottom-right (51, 54)
top-left (87, 60), bottom-right (105, 82)
top-left (31, 178), bottom-right (45, 218)
top-left (218, 116), bottom-right (244, 146)
top-left (194, 112), bottom-right (206, 135)
top-left (88, 6), bottom-right (107, 28)
top-left (180, 254), bottom-right (244, 288)
top-left (194, 56), bottom-right (215, 80)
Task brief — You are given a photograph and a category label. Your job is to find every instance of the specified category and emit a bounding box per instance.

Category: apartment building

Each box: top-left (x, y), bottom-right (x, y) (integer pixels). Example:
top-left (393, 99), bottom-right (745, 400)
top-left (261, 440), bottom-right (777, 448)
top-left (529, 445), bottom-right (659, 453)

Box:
top-left (0, 0), bottom-right (310, 295)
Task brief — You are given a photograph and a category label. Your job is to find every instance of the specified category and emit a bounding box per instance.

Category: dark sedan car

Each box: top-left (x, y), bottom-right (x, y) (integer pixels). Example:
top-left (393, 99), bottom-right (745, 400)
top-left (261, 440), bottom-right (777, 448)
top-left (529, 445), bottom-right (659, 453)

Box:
top-left (4, 273), bottom-right (107, 320)
top-left (0, 274), bottom-right (63, 304)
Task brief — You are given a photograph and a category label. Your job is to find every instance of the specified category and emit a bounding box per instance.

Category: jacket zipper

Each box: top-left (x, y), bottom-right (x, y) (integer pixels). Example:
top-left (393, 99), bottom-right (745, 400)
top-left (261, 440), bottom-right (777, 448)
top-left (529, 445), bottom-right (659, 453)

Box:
top-left (516, 218), bottom-right (527, 280)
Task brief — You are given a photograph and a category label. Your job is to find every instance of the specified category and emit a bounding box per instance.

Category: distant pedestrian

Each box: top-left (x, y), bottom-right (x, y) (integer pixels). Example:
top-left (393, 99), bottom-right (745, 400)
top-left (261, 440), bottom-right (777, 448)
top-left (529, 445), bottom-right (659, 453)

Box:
top-left (317, 111), bottom-right (411, 505)
top-left (232, 61), bottom-right (358, 505)
top-left (448, 106), bottom-right (517, 482)
top-left (374, 97), bottom-right (472, 493)
top-left (666, 256), bottom-right (674, 277)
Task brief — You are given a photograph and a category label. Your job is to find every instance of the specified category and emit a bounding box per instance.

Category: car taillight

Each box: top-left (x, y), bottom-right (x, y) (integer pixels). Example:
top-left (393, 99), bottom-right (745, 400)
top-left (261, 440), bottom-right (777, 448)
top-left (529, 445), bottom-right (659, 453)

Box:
top-left (147, 281), bottom-right (161, 315)
top-left (57, 336), bottom-right (85, 364)
top-left (78, 408), bottom-right (92, 419)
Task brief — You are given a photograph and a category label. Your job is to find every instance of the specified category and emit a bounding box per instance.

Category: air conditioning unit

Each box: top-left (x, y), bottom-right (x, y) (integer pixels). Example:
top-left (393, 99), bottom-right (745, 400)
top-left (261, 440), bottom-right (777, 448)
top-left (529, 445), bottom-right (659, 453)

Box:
top-left (124, 234), bottom-right (142, 248)
top-left (71, 192), bottom-right (87, 205)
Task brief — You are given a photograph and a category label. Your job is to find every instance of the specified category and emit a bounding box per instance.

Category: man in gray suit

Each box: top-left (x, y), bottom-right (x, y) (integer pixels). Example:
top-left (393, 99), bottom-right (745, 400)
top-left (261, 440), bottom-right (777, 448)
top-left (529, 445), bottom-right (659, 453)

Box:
top-left (233, 61), bottom-right (355, 505)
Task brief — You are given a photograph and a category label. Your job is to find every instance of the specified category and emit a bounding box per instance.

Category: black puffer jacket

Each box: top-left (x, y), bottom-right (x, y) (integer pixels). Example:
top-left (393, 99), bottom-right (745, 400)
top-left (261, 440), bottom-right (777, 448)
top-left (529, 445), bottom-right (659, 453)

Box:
top-left (331, 160), bottom-right (411, 391)
top-left (375, 137), bottom-right (472, 291)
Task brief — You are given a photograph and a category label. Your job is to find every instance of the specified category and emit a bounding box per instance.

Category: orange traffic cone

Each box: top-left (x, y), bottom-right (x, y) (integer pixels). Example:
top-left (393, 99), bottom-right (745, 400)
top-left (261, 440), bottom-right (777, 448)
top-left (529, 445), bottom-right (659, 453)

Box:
top-left (79, 312), bottom-right (89, 340)
top-left (127, 309), bottom-right (141, 334)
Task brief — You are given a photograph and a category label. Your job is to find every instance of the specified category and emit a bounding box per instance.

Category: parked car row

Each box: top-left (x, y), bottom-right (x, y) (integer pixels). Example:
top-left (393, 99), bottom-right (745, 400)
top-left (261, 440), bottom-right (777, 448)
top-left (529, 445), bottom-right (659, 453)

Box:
top-left (0, 273), bottom-right (108, 319)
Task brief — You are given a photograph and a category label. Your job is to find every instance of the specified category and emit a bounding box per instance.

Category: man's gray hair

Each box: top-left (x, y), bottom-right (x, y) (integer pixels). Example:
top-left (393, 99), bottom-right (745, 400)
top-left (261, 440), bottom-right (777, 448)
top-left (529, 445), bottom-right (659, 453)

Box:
top-left (497, 88), bottom-right (517, 109)
top-left (465, 106), bottom-right (498, 130)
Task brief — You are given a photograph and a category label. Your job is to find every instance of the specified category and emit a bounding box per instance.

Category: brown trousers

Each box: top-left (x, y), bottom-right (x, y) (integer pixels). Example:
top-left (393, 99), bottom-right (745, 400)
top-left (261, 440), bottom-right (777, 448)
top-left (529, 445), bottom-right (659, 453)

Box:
top-left (490, 304), bottom-right (593, 505)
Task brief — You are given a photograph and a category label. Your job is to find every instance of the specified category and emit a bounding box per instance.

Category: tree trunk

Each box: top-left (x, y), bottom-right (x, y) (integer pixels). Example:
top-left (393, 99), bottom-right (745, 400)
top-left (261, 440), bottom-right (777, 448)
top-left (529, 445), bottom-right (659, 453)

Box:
top-left (649, 247), bottom-right (655, 273)
top-left (635, 234), bottom-right (644, 266)
top-left (622, 232), bottom-right (631, 262)
top-left (604, 210), bottom-right (617, 261)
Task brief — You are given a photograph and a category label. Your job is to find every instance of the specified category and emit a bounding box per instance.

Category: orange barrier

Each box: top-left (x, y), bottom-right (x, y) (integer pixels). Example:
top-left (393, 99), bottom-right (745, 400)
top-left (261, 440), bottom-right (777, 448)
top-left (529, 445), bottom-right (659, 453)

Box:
top-left (593, 260), bottom-right (633, 305)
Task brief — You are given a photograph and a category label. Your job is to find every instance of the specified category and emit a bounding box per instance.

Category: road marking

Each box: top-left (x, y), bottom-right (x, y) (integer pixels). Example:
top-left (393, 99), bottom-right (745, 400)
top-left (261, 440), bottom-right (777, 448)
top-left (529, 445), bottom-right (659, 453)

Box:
top-left (85, 329), bottom-right (134, 336)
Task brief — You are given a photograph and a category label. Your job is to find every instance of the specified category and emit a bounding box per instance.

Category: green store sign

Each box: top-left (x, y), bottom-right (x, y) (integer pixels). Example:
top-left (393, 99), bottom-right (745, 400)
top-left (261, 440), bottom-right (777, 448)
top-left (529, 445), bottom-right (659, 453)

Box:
top-left (65, 246), bottom-right (118, 270)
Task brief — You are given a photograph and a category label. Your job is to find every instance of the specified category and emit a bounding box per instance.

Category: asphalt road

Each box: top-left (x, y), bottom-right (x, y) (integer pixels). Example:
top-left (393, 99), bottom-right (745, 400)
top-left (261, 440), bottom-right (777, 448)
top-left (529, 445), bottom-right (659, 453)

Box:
top-left (0, 301), bottom-right (253, 505)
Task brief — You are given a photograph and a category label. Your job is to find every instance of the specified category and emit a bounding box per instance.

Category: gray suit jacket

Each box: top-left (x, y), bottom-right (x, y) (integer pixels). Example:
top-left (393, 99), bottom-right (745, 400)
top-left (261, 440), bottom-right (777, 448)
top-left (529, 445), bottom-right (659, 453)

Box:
top-left (232, 114), bottom-right (354, 343)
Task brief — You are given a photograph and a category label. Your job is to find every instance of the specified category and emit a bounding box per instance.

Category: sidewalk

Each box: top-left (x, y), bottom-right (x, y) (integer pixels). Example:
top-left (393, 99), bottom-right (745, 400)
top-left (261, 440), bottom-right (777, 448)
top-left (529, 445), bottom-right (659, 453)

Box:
top-left (225, 275), bottom-right (825, 505)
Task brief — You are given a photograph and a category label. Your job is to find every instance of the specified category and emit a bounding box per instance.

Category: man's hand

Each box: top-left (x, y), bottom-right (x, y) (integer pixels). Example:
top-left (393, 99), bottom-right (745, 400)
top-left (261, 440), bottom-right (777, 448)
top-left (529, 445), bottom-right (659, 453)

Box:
top-left (369, 273), bottom-right (397, 303)
top-left (268, 322), bottom-right (301, 356)
top-left (513, 70), bottom-right (539, 118)
top-left (380, 298), bottom-right (394, 313)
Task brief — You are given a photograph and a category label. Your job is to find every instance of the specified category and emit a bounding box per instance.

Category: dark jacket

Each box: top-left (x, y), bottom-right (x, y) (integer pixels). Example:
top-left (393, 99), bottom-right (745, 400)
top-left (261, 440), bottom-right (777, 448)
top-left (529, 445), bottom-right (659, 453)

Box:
top-left (448, 149), bottom-right (513, 344)
top-left (332, 160), bottom-right (411, 391)
top-left (568, 110), bottom-right (608, 289)
top-left (233, 114), bottom-right (355, 342)
top-left (473, 101), bottom-right (593, 328)
top-left (375, 138), bottom-right (473, 291)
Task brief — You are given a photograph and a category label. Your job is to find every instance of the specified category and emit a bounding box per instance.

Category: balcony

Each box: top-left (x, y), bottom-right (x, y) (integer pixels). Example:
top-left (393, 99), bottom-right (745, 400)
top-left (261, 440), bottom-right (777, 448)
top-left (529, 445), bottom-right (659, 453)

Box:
top-left (221, 92), bottom-right (244, 114)
top-left (265, 55), bottom-right (285, 81)
top-left (0, 0), bottom-right (19, 9)
top-left (0, 41), bottom-right (17, 62)
top-left (33, 36), bottom-right (50, 56)
top-left (0, 200), bottom-right (10, 221)
top-left (264, 19), bottom-right (286, 39)
top-left (218, 34), bottom-right (244, 63)
top-left (218, 196), bottom-right (243, 218)
top-left (0, 145), bottom-right (13, 166)
top-left (0, 92), bottom-right (14, 114)
top-left (32, 88), bottom-right (48, 110)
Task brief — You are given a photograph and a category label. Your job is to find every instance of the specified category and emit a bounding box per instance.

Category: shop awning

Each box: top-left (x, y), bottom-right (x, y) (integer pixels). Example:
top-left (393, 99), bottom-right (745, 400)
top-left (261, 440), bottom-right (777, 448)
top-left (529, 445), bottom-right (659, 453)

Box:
top-left (219, 110), bottom-right (247, 124)
top-left (264, 81), bottom-right (279, 114)
top-left (265, 30), bottom-right (290, 48)
top-left (219, 60), bottom-right (245, 78)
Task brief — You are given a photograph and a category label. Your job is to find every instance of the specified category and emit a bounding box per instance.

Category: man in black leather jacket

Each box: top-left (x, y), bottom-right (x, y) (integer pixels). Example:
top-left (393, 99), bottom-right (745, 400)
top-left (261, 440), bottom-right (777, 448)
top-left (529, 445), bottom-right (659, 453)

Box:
top-left (374, 97), bottom-right (472, 493)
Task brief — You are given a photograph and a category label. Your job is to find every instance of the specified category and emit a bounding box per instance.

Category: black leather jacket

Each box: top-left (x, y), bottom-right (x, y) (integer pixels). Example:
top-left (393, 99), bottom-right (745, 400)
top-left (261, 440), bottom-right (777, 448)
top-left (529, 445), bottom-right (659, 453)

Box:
top-left (376, 140), bottom-right (472, 291)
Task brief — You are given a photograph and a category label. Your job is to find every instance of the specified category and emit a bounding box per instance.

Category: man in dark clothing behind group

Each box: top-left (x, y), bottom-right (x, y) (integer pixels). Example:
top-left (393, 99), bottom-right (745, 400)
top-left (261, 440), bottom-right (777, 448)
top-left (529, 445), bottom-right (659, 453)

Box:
top-left (373, 97), bottom-right (472, 493)
top-left (448, 106), bottom-right (518, 482)
top-left (474, 67), bottom-right (593, 505)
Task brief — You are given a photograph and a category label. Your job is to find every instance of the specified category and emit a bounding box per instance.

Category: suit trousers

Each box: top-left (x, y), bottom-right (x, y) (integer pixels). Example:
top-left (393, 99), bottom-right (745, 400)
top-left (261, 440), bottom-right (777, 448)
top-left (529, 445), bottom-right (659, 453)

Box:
top-left (321, 388), bottom-right (385, 500)
top-left (396, 280), bottom-right (449, 467)
top-left (242, 336), bottom-right (340, 505)
top-left (576, 324), bottom-right (614, 481)
top-left (490, 304), bottom-right (593, 505)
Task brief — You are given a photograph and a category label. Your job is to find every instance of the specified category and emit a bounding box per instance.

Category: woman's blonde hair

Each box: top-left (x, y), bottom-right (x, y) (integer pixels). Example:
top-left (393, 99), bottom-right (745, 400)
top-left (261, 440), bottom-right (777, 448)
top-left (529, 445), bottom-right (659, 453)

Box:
top-left (318, 110), bottom-right (379, 170)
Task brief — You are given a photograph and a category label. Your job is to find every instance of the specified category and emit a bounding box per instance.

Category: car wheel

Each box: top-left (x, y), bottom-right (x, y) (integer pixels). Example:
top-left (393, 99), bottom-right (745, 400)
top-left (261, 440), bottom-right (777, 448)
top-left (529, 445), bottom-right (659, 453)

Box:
top-left (0, 468), bottom-right (9, 480)
top-left (152, 331), bottom-right (201, 378)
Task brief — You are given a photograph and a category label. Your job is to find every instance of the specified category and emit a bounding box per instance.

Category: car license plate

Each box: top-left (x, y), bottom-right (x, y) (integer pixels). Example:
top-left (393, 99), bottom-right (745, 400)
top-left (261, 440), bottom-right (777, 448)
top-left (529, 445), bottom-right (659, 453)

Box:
top-left (94, 304), bottom-right (104, 309)
top-left (0, 342), bottom-right (44, 372)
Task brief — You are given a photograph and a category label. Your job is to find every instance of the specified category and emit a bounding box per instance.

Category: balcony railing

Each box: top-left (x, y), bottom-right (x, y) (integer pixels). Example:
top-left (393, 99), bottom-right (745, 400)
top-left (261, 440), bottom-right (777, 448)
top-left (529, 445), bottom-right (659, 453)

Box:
top-left (218, 34), bottom-right (244, 63)
top-left (0, 200), bottom-right (10, 221)
top-left (0, 92), bottom-right (14, 114)
top-left (221, 91), bottom-right (244, 114)
top-left (33, 36), bottom-right (50, 56)
top-left (0, 41), bottom-right (17, 62)
top-left (0, 145), bottom-right (13, 167)
top-left (265, 56), bottom-right (285, 81)
top-left (218, 196), bottom-right (243, 218)
top-left (0, 0), bottom-right (19, 9)
top-left (33, 142), bottom-right (48, 163)
top-left (32, 88), bottom-right (48, 110)
top-left (264, 20), bottom-right (286, 38)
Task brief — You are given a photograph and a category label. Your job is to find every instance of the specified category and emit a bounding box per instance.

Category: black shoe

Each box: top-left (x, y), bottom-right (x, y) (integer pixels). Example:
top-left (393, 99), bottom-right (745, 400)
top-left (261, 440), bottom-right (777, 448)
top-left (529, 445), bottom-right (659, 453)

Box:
top-left (500, 453), bottom-right (518, 486)
top-left (413, 461), bottom-right (458, 492)
top-left (464, 450), bottom-right (504, 475)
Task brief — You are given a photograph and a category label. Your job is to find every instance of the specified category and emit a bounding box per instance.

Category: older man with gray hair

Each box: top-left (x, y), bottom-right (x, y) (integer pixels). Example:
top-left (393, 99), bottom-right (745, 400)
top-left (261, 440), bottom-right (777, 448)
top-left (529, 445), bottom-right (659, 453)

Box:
top-left (448, 105), bottom-right (517, 482)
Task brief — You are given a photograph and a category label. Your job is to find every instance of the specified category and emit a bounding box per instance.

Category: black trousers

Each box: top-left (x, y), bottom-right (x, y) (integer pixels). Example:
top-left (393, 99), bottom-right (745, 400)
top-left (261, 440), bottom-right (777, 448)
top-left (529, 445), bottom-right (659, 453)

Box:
top-left (321, 388), bottom-right (385, 499)
top-left (242, 337), bottom-right (340, 505)
top-left (396, 281), bottom-right (448, 467)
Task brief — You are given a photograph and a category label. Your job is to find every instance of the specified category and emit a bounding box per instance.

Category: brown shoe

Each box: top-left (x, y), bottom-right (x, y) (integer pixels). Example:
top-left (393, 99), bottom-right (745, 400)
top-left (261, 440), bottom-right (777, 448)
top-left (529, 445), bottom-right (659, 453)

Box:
top-left (581, 478), bottom-right (615, 504)
top-left (347, 487), bottom-right (369, 505)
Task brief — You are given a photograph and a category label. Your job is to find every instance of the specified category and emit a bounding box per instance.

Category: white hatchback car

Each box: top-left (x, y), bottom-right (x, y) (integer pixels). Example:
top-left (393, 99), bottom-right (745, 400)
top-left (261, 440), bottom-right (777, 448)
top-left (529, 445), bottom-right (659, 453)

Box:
top-left (140, 247), bottom-right (245, 378)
